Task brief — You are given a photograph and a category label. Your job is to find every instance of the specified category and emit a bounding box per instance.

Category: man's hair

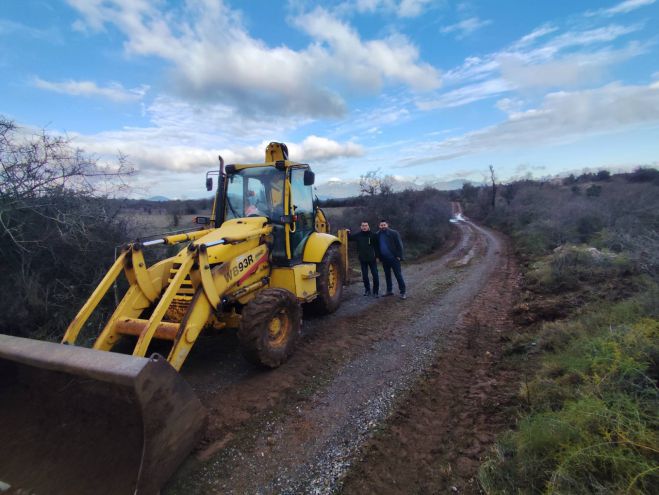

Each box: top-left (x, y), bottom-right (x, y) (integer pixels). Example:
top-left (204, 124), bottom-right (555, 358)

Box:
top-left (361, 221), bottom-right (369, 224)
top-left (379, 219), bottom-right (388, 224)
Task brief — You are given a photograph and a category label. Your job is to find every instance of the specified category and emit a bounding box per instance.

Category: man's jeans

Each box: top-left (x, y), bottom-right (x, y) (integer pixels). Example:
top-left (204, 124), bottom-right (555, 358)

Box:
top-left (359, 259), bottom-right (379, 294)
top-left (381, 257), bottom-right (406, 294)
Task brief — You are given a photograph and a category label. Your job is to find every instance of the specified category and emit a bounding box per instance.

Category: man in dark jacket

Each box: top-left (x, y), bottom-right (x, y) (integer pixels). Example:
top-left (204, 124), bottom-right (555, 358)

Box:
top-left (377, 220), bottom-right (406, 299)
top-left (348, 221), bottom-right (380, 297)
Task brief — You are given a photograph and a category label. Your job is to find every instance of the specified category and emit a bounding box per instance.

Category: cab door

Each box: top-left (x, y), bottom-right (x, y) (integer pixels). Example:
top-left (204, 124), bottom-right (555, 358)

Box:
top-left (288, 168), bottom-right (315, 263)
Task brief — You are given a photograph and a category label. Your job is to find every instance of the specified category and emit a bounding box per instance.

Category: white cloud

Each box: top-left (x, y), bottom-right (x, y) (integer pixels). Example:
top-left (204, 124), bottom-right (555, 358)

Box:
top-left (397, 0), bottom-right (433, 17)
top-left (498, 41), bottom-right (649, 89)
top-left (440, 17), bottom-right (492, 38)
top-left (419, 21), bottom-right (647, 110)
top-left (543, 24), bottom-right (640, 54)
top-left (495, 97), bottom-right (525, 115)
top-left (353, 0), bottom-right (388, 13)
top-left (607, 0), bottom-right (656, 14)
top-left (66, 1), bottom-right (440, 118)
top-left (588, 0), bottom-right (656, 17)
top-left (74, 131), bottom-right (362, 173)
top-left (289, 136), bottom-right (364, 162)
top-left (406, 81), bottom-right (659, 165)
top-left (328, 99), bottom-right (412, 139)
top-left (65, 92), bottom-right (363, 173)
top-left (337, 0), bottom-right (433, 18)
top-left (443, 22), bottom-right (641, 88)
top-left (417, 78), bottom-right (513, 110)
top-left (143, 95), bottom-right (306, 147)
top-left (510, 24), bottom-right (558, 49)
top-left (442, 56), bottom-right (500, 85)
top-left (33, 78), bottom-right (149, 102)
top-left (293, 8), bottom-right (440, 91)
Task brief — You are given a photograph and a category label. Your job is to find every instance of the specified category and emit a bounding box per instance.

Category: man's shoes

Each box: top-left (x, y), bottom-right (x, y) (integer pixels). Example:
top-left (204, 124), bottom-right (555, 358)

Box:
top-left (373, 293), bottom-right (380, 298)
top-left (363, 290), bottom-right (371, 296)
top-left (400, 293), bottom-right (407, 300)
top-left (384, 292), bottom-right (394, 297)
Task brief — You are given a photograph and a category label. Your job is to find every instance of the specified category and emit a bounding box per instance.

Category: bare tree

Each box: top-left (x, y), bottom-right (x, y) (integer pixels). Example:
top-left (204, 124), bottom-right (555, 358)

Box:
top-left (0, 116), bottom-right (133, 339)
top-left (0, 118), bottom-right (132, 251)
top-left (359, 169), bottom-right (382, 196)
top-left (359, 169), bottom-right (394, 196)
top-left (489, 164), bottom-right (497, 209)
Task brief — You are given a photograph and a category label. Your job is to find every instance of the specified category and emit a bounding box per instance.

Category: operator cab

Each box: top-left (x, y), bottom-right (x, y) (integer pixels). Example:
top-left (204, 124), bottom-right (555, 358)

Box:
top-left (206, 142), bottom-right (317, 267)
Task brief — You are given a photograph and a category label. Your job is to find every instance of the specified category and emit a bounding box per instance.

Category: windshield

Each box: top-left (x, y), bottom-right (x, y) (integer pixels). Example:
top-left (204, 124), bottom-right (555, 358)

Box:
top-left (225, 167), bottom-right (286, 221)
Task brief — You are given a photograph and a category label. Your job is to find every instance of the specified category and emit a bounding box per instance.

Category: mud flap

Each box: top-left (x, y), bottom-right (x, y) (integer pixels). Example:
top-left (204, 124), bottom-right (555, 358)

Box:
top-left (0, 334), bottom-right (206, 495)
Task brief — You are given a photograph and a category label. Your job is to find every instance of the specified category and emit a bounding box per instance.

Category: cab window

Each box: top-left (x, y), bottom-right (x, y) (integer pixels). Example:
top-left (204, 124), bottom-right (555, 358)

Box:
top-left (289, 168), bottom-right (315, 260)
top-left (224, 168), bottom-right (284, 220)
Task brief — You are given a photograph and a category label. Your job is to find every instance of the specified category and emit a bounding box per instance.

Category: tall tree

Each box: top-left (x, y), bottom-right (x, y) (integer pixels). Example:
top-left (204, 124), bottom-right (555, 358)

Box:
top-left (489, 164), bottom-right (497, 209)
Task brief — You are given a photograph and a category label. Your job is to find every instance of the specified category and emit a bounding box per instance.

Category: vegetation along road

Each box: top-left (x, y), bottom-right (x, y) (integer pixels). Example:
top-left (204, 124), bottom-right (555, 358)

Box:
top-left (166, 211), bottom-right (520, 494)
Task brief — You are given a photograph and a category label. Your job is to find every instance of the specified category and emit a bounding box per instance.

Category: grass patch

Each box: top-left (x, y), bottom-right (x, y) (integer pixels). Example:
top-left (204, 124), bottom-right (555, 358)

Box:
top-left (526, 244), bottom-right (634, 294)
top-left (479, 295), bottom-right (659, 494)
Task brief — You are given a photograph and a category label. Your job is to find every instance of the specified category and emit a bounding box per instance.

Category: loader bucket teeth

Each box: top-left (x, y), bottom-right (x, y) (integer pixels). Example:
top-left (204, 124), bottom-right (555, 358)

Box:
top-left (0, 334), bottom-right (206, 495)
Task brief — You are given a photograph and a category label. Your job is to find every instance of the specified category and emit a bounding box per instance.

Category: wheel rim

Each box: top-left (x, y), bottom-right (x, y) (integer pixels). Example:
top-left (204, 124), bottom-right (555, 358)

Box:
top-left (327, 262), bottom-right (339, 298)
top-left (268, 309), bottom-right (291, 348)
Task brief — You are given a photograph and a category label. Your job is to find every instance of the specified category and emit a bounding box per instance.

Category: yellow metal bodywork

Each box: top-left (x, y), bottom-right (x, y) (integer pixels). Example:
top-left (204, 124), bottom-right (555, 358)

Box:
top-left (270, 264), bottom-right (318, 301)
top-left (315, 207), bottom-right (330, 233)
top-left (336, 229), bottom-right (350, 284)
top-left (60, 144), bottom-right (348, 372)
top-left (265, 142), bottom-right (288, 162)
top-left (303, 232), bottom-right (338, 263)
top-left (62, 218), bottom-right (273, 371)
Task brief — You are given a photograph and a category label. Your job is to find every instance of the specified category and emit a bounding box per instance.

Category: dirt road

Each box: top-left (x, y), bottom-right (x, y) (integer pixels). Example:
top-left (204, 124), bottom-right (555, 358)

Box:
top-left (165, 216), bottom-right (520, 494)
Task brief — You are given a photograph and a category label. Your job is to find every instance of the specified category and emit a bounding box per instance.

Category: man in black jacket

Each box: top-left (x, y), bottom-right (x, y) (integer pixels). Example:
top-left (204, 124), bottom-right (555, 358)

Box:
top-left (348, 221), bottom-right (380, 297)
top-left (377, 220), bottom-right (406, 299)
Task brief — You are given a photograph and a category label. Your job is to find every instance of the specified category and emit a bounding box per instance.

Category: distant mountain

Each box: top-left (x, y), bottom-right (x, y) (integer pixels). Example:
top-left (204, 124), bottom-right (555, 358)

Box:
top-left (147, 195), bottom-right (171, 202)
top-left (314, 177), bottom-right (467, 199)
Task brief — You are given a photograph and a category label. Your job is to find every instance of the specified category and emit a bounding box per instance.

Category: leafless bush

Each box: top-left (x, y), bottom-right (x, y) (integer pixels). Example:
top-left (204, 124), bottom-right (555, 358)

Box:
top-left (462, 172), bottom-right (659, 279)
top-left (0, 117), bottom-right (133, 340)
top-left (326, 187), bottom-right (453, 258)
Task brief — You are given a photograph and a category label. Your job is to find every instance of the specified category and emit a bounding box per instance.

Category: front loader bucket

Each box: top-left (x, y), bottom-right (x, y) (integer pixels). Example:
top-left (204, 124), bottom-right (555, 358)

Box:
top-left (0, 334), bottom-right (206, 495)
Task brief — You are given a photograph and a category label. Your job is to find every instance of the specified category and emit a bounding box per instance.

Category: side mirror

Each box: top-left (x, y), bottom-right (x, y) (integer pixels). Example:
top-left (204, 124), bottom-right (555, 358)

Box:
top-left (194, 216), bottom-right (211, 225)
top-left (304, 170), bottom-right (315, 186)
top-left (206, 177), bottom-right (213, 191)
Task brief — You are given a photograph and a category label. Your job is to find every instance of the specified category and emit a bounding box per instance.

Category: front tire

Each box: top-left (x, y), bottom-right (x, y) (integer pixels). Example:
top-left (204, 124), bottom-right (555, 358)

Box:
top-left (307, 244), bottom-right (344, 315)
top-left (238, 288), bottom-right (301, 368)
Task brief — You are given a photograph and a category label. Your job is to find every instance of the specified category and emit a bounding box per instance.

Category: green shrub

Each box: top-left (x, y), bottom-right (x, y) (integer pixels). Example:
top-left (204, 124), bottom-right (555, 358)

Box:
top-left (526, 245), bottom-right (634, 293)
top-left (586, 185), bottom-right (602, 197)
top-left (626, 167), bottom-right (659, 184)
top-left (480, 297), bottom-right (659, 494)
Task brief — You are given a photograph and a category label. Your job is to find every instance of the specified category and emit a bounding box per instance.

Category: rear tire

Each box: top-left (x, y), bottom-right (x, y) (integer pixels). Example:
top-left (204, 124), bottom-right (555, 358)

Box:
top-left (238, 288), bottom-right (301, 368)
top-left (307, 244), bottom-right (343, 315)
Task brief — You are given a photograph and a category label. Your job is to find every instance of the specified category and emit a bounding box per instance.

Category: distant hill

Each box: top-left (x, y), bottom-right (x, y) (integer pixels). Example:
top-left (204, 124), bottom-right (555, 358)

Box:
top-left (147, 195), bottom-right (171, 202)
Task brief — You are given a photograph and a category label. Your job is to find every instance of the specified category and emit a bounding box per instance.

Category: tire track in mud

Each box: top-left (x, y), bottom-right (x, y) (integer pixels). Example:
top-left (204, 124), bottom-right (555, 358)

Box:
top-left (341, 222), bottom-right (521, 494)
top-left (165, 219), bottom-right (505, 494)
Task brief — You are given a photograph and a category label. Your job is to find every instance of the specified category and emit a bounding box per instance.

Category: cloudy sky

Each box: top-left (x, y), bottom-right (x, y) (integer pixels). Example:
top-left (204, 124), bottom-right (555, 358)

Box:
top-left (2, 0), bottom-right (659, 198)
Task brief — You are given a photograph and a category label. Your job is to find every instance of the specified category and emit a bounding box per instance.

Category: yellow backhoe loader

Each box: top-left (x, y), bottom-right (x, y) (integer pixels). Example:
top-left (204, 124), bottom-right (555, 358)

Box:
top-left (0, 143), bottom-right (348, 494)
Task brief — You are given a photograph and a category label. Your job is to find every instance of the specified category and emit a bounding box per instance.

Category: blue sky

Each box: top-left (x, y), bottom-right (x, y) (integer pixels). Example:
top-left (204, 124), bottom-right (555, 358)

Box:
top-left (2, 0), bottom-right (659, 198)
